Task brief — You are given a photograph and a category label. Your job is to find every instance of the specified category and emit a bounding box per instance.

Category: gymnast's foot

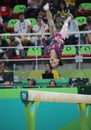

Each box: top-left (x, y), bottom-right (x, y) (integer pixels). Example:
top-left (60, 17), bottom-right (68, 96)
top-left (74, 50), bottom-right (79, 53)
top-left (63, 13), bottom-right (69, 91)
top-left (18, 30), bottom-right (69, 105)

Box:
top-left (43, 3), bottom-right (49, 11)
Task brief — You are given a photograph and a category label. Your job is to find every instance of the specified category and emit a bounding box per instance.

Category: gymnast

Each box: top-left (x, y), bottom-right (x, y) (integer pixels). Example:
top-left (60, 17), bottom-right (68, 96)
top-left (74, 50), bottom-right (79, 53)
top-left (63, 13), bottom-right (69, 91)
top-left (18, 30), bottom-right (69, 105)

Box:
top-left (41, 3), bottom-right (71, 68)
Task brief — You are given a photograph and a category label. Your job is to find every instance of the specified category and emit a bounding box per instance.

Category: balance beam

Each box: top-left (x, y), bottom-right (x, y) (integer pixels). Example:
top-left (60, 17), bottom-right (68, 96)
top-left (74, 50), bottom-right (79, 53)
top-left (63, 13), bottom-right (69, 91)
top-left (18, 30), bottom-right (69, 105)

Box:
top-left (21, 90), bottom-right (91, 104)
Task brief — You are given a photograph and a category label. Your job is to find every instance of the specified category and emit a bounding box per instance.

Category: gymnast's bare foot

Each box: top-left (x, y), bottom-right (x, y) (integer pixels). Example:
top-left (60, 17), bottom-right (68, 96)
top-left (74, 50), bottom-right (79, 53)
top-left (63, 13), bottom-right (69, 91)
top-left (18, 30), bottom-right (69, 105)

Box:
top-left (43, 3), bottom-right (49, 11)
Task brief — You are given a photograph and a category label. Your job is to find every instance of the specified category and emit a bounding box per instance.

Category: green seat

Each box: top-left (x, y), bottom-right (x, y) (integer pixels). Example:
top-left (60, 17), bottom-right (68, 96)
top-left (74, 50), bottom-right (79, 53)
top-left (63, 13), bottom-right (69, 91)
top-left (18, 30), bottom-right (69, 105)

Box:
top-left (80, 46), bottom-right (91, 54)
top-left (27, 47), bottom-right (42, 56)
top-left (13, 5), bottom-right (26, 13)
top-left (27, 18), bottom-right (37, 26)
top-left (62, 46), bottom-right (76, 55)
top-left (36, 79), bottom-right (69, 87)
top-left (79, 3), bottom-right (91, 10)
top-left (1, 33), bottom-right (10, 43)
top-left (7, 19), bottom-right (19, 29)
top-left (74, 16), bottom-right (87, 26)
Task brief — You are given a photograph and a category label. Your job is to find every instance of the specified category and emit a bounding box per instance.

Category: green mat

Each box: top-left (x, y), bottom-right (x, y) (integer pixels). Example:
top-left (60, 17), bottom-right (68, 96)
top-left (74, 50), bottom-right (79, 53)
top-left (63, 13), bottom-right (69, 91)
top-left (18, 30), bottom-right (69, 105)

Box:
top-left (0, 88), bottom-right (77, 98)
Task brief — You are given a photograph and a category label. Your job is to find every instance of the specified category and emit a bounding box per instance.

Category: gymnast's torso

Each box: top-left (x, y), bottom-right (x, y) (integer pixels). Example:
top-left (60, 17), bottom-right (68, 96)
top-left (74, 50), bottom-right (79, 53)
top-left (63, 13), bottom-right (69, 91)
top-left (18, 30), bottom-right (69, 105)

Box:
top-left (42, 33), bottom-right (64, 56)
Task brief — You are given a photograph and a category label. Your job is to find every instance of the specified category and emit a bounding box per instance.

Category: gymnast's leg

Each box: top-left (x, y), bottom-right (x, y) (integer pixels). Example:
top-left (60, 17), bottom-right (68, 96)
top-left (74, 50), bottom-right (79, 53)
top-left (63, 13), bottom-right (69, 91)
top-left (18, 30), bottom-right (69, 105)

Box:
top-left (44, 3), bottom-right (56, 37)
top-left (59, 16), bottom-right (71, 39)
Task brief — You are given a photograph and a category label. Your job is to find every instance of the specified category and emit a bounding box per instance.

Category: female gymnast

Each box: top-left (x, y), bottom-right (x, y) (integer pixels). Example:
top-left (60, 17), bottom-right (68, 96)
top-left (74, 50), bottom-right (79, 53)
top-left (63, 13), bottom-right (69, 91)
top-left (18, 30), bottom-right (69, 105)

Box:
top-left (41, 3), bottom-right (71, 68)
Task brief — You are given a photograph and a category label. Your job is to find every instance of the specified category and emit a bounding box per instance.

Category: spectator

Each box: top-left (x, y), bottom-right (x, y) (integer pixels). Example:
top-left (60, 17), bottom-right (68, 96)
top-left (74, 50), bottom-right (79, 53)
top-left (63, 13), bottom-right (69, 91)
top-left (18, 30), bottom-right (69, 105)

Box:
top-left (25, 0), bottom-right (44, 18)
top-left (80, 16), bottom-right (91, 45)
top-left (54, 14), bottom-right (63, 32)
top-left (38, 10), bottom-right (48, 24)
top-left (32, 16), bottom-right (49, 45)
top-left (42, 63), bottom-right (60, 79)
top-left (87, 16), bottom-right (91, 30)
top-left (3, 81), bottom-right (11, 87)
top-left (49, 80), bottom-right (57, 87)
top-left (0, 37), bottom-right (9, 59)
top-left (64, 13), bottom-right (79, 54)
top-left (33, 16), bottom-right (49, 33)
top-left (84, 24), bottom-right (91, 44)
top-left (57, 0), bottom-right (70, 22)
top-left (65, 13), bottom-right (79, 46)
top-left (65, 0), bottom-right (77, 15)
top-left (27, 78), bottom-right (36, 87)
top-left (28, 0), bottom-right (43, 9)
top-left (0, 62), bottom-right (8, 72)
top-left (38, 9), bottom-right (45, 18)
top-left (14, 12), bottom-right (32, 46)
top-left (4, 36), bottom-right (25, 59)
top-left (85, 16), bottom-right (91, 44)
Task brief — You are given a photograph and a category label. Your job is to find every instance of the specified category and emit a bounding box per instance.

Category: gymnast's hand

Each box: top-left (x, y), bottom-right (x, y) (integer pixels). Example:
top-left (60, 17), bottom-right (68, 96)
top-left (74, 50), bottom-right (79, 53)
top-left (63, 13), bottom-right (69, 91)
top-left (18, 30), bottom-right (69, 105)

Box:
top-left (55, 36), bottom-right (64, 44)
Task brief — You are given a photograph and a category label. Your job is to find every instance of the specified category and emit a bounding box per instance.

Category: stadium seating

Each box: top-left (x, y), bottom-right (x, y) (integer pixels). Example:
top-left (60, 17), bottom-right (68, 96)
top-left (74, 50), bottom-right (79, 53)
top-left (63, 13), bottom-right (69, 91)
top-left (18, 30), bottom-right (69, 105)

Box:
top-left (27, 18), bottom-right (37, 27)
top-left (77, 3), bottom-right (91, 16)
top-left (10, 55), bottom-right (21, 59)
top-left (7, 19), bottom-right (19, 31)
top-left (62, 46), bottom-right (76, 57)
top-left (42, 54), bottom-right (50, 58)
top-left (26, 47), bottom-right (42, 58)
top-left (42, 46), bottom-right (77, 59)
top-left (36, 79), bottom-right (69, 87)
top-left (1, 33), bottom-right (10, 43)
top-left (80, 46), bottom-right (91, 57)
top-left (0, 6), bottom-right (10, 17)
top-left (12, 5), bottom-right (26, 19)
top-left (74, 16), bottom-right (87, 26)
top-left (79, 3), bottom-right (91, 10)
top-left (2, 0), bottom-right (12, 5)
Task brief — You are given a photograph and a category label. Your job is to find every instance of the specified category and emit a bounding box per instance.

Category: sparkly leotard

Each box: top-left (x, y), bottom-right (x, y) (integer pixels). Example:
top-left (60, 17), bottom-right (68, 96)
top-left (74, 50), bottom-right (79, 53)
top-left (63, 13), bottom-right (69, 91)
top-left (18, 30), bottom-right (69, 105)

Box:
top-left (42, 33), bottom-right (64, 56)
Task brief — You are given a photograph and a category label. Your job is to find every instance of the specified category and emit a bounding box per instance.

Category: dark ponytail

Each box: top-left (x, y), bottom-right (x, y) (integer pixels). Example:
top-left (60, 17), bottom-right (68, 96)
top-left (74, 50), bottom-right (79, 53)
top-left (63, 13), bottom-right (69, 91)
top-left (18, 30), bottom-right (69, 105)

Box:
top-left (57, 55), bottom-right (63, 67)
top-left (59, 59), bottom-right (63, 66)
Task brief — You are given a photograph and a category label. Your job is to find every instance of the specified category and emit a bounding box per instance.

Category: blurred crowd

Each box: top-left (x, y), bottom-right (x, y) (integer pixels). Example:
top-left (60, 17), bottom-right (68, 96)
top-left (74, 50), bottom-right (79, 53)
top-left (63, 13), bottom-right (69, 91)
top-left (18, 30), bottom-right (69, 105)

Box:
top-left (0, 0), bottom-right (91, 59)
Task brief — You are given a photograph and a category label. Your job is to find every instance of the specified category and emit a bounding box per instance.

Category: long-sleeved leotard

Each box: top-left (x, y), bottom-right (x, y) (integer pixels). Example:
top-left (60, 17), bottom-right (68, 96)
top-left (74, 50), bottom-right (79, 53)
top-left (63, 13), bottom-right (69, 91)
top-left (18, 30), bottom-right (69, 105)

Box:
top-left (42, 33), bottom-right (64, 57)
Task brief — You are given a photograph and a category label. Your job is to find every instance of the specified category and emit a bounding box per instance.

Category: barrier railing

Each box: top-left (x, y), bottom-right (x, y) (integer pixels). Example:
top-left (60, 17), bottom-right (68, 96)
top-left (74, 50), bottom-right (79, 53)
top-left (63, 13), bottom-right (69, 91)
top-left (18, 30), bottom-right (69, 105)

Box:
top-left (0, 31), bottom-right (91, 70)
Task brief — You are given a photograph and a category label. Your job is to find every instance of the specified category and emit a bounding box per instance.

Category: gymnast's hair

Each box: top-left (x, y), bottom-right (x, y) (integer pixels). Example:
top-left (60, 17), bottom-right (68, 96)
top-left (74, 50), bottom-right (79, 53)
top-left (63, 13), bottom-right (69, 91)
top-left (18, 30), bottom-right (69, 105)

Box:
top-left (57, 55), bottom-right (63, 67)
